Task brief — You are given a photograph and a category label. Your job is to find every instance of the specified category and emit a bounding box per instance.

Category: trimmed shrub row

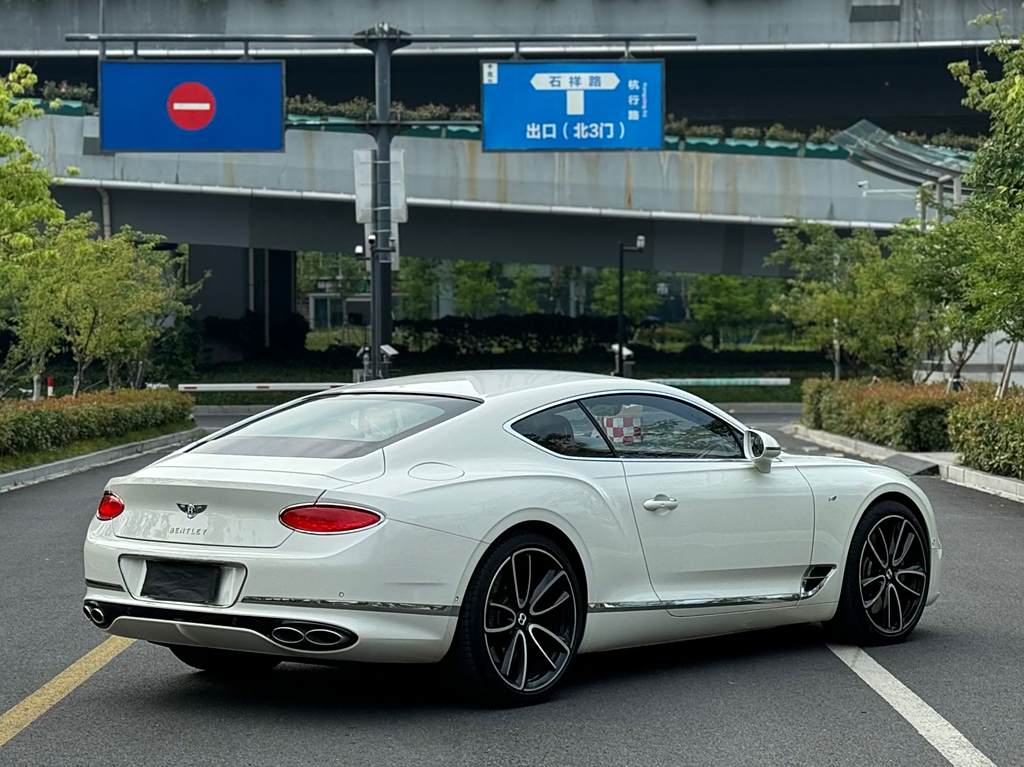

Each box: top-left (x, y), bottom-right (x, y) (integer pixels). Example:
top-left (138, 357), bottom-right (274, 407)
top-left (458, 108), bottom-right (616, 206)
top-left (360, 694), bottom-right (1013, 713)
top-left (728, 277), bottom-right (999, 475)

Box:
top-left (801, 379), bottom-right (955, 452)
top-left (948, 396), bottom-right (1024, 480)
top-left (0, 390), bottom-right (193, 457)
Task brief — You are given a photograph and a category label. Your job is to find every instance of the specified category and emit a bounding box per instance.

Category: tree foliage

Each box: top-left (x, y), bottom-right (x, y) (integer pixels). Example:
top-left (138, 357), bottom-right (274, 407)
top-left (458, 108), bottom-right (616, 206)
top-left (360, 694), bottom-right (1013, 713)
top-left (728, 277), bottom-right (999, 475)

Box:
top-left (452, 260), bottom-right (500, 318)
top-left (397, 255), bottom-right (440, 321)
top-left (591, 268), bottom-right (660, 326)
top-left (688, 274), bottom-right (783, 348)
top-left (506, 264), bottom-right (544, 315)
top-left (768, 223), bottom-right (935, 381)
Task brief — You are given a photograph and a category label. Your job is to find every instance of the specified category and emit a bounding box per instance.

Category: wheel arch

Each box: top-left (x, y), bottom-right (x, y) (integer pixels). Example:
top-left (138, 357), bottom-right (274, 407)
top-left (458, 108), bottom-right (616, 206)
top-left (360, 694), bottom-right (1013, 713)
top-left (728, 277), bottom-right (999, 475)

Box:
top-left (455, 514), bottom-right (592, 614)
top-left (866, 490), bottom-right (929, 538)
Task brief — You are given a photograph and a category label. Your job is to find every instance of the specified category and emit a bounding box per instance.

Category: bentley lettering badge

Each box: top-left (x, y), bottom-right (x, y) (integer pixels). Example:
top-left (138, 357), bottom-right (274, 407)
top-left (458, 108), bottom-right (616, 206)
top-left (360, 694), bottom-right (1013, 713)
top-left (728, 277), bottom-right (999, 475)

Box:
top-left (176, 503), bottom-right (208, 520)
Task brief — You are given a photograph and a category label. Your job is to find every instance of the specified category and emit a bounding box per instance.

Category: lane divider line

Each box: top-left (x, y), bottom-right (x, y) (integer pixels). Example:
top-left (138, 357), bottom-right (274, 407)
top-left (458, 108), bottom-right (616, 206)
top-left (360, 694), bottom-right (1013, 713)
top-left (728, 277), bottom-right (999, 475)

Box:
top-left (827, 643), bottom-right (997, 767)
top-left (0, 636), bottom-right (135, 749)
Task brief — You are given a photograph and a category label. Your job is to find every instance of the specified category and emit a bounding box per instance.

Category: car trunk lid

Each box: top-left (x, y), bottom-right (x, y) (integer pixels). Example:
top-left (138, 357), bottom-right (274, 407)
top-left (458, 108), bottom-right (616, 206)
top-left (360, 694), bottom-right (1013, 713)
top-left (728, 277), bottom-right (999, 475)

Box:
top-left (110, 451), bottom-right (384, 548)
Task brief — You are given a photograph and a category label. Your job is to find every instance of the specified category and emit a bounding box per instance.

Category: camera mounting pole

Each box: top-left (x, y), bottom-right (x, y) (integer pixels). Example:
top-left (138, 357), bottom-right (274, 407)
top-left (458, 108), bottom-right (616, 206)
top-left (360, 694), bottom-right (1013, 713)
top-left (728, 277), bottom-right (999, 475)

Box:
top-left (355, 23), bottom-right (409, 380)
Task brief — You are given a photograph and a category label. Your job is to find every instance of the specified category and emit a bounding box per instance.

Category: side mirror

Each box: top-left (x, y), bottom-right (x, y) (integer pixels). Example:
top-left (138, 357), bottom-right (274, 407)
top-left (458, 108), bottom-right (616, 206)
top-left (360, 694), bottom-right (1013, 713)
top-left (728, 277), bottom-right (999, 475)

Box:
top-left (746, 429), bottom-right (782, 473)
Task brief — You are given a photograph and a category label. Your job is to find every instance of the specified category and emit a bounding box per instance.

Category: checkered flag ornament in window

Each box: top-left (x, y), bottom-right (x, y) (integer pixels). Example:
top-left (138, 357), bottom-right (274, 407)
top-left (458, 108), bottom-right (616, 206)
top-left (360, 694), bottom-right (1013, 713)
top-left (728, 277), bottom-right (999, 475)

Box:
top-left (603, 416), bottom-right (643, 444)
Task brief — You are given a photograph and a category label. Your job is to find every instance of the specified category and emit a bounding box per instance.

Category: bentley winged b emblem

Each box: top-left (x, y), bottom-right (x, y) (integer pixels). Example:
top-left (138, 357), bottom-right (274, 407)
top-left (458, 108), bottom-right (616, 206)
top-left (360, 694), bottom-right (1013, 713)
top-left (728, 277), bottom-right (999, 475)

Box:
top-left (176, 503), bottom-right (208, 520)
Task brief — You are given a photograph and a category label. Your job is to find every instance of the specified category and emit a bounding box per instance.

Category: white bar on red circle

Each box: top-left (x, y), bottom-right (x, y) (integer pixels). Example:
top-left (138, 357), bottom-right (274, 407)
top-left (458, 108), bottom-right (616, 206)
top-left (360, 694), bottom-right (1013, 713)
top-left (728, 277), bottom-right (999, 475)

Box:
top-left (171, 103), bottom-right (212, 111)
top-left (46, 377), bottom-right (54, 397)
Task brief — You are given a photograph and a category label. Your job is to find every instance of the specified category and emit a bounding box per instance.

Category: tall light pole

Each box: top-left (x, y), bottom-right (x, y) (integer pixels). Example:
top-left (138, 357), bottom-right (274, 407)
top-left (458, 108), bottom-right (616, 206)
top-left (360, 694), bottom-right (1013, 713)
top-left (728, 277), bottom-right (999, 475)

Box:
top-left (617, 234), bottom-right (646, 377)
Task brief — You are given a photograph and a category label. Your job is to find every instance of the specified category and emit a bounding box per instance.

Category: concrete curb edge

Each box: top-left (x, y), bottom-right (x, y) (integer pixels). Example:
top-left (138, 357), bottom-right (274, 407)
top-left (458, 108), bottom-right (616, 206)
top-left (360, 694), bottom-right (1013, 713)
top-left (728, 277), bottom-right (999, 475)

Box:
top-left (0, 426), bottom-right (207, 494)
top-left (788, 424), bottom-right (1024, 504)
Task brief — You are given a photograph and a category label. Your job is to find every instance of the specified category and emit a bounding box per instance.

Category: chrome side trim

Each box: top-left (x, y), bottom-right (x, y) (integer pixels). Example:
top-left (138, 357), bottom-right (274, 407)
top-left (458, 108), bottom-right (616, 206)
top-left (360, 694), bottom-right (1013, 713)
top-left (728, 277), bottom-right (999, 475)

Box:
top-left (240, 596), bottom-right (459, 617)
top-left (85, 579), bottom-right (125, 592)
top-left (588, 592), bottom-right (801, 613)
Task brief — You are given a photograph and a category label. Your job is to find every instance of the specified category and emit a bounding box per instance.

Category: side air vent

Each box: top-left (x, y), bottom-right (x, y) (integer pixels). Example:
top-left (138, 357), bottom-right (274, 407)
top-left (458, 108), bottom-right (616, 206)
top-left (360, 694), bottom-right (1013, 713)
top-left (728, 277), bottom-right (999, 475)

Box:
top-left (800, 565), bottom-right (837, 598)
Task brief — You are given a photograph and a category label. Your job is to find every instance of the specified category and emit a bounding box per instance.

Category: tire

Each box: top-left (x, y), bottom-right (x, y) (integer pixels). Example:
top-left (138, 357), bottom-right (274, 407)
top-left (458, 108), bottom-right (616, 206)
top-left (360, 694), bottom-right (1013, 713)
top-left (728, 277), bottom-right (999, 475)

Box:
top-left (168, 645), bottom-right (282, 675)
top-left (446, 532), bottom-right (584, 706)
top-left (827, 500), bottom-right (930, 646)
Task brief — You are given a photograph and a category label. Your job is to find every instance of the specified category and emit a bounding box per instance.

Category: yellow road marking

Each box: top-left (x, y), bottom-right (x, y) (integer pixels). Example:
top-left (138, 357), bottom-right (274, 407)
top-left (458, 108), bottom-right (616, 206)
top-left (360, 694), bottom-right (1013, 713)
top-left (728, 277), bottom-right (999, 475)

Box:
top-left (0, 636), bottom-right (135, 749)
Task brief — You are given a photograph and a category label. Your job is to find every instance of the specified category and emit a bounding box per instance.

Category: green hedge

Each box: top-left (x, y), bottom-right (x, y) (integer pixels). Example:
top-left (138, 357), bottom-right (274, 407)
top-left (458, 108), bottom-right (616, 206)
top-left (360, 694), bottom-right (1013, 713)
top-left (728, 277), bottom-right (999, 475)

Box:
top-left (948, 395), bottom-right (1024, 480)
top-left (801, 379), bottom-right (955, 452)
top-left (0, 390), bottom-right (193, 457)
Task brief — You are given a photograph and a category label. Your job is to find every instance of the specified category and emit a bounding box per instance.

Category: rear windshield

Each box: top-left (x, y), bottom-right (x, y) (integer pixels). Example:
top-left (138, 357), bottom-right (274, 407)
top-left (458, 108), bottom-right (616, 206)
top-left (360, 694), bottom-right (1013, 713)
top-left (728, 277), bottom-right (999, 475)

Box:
top-left (192, 394), bottom-right (478, 459)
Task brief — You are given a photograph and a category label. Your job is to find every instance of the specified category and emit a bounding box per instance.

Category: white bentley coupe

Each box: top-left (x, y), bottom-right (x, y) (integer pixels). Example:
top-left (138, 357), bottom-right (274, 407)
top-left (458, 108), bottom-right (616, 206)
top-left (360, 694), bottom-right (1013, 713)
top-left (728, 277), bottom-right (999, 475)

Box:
top-left (83, 371), bottom-right (941, 704)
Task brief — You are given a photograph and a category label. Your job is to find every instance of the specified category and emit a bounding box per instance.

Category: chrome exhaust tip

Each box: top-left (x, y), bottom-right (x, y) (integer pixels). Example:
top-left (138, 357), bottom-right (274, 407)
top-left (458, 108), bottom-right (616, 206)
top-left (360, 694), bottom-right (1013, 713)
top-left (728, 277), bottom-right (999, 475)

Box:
top-left (270, 626), bottom-right (305, 645)
top-left (304, 628), bottom-right (345, 647)
top-left (83, 603), bottom-right (107, 626)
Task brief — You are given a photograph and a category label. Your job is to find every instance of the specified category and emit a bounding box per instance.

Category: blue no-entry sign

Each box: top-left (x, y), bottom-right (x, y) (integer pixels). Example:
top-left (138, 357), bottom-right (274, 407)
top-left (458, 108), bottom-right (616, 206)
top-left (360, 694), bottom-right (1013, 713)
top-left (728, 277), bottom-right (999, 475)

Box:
top-left (481, 60), bottom-right (664, 152)
top-left (99, 60), bottom-right (285, 152)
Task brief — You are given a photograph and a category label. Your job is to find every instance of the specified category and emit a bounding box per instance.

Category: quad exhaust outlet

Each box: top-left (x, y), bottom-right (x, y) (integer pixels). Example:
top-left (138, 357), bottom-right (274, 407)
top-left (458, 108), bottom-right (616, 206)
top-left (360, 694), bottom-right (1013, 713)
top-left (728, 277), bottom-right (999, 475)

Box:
top-left (81, 599), bottom-right (356, 652)
top-left (269, 623), bottom-right (349, 650)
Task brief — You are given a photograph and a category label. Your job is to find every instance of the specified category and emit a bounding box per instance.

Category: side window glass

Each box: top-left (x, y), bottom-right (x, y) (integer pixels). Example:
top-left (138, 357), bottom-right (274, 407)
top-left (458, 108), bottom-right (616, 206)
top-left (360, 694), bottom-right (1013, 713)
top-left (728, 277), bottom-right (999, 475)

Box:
top-left (512, 402), bottom-right (613, 457)
top-left (581, 394), bottom-right (744, 459)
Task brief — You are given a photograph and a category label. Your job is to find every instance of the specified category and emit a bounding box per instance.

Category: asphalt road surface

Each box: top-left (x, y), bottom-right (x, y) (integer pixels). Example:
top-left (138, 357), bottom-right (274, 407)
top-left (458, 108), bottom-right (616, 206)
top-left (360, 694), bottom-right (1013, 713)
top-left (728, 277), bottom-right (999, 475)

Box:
top-left (1, 408), bottom-right (1022, 766)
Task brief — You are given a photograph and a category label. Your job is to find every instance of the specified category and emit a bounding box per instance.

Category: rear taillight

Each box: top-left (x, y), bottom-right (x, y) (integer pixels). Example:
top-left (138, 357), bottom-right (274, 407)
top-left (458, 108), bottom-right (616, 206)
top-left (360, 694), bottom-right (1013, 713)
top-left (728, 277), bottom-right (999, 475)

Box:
top-left (279, 505), bottom-right (381, 534)
top-left (96, 491), bottom-right (125, 521)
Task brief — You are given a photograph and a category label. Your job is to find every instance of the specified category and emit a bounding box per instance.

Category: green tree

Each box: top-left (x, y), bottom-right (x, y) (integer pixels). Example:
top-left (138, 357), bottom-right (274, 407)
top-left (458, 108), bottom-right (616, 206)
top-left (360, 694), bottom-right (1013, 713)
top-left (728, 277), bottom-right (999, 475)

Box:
top-left (842, 249), bottom-right (936, 382)
top-left (0, 64), bottom-right (65, 393)
top-left (398, 255), bottom-right (440, 320)
top-left (887, 213), bottom-right (995, 383)
top-left (506, 264), bottom-right (543, 314)
top-left (452, 260), bottom-right (500, 318)
top-left (688, 274), bottom-right (783, 348)
top-left (591, 268), bottom-right (660, 326)
top-left (767, 223), bottom-right (880, 377)
top-left (948, 13), bottom-right (1024, 205)
top-left (51, 218), bottom-right (196, 395)
top-left (768, 223), bottom-right (937, 380)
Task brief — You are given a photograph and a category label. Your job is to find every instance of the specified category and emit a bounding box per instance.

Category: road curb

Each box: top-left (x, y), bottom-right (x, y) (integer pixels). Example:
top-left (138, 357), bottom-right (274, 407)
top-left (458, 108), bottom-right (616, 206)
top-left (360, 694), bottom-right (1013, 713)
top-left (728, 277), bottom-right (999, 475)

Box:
top-left (789, 423), bottom-right (1024, 503)
top-left (0, 426), bottom-right (207, 494)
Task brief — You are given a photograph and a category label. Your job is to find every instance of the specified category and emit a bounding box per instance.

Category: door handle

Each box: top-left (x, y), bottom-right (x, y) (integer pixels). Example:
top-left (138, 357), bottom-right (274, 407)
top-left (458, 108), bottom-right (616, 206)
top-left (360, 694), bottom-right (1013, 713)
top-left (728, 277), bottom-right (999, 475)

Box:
top-left (643, 495), bottom-right (678, 512)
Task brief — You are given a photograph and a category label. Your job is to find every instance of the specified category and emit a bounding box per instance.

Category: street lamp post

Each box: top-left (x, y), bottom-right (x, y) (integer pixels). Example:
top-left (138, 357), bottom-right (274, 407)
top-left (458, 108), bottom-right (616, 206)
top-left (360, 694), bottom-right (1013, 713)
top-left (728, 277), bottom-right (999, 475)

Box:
top-left (617, 235), bottom-right (646, 377)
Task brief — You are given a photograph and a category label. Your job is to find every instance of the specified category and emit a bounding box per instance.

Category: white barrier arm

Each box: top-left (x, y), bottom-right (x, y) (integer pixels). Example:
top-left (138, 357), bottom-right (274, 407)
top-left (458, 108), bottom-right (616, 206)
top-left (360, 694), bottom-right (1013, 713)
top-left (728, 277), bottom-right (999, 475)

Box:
top-left (178, 383), bottom-right (351, 392)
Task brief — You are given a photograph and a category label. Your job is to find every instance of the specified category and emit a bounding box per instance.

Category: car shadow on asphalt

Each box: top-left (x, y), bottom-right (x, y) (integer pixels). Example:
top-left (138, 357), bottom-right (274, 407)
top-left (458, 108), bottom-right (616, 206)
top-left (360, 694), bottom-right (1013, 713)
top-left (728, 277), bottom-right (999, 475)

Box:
top-left (150, 622), bottom-right (842, 712)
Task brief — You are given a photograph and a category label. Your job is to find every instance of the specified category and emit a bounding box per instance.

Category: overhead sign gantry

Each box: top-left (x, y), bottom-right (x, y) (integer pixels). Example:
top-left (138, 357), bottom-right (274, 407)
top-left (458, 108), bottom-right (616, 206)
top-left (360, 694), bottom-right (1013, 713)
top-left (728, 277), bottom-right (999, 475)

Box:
top-left (67, 29), bottom-right (694, 380)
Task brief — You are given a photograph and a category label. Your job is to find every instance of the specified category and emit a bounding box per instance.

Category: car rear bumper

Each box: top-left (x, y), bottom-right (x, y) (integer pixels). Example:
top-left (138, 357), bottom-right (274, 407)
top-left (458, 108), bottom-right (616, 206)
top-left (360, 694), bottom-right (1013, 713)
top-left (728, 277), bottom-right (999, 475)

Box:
top-left (82, 591), bottom-right (459, 662)
top-left (83, 515), bottom-right (477, 663)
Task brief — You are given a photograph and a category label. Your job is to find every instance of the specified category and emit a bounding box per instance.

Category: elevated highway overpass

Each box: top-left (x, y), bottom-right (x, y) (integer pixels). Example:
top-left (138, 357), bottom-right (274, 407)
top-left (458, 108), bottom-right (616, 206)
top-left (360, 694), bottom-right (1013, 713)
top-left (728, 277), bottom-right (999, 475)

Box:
top-left (25, 113), bottom-right (918, 278)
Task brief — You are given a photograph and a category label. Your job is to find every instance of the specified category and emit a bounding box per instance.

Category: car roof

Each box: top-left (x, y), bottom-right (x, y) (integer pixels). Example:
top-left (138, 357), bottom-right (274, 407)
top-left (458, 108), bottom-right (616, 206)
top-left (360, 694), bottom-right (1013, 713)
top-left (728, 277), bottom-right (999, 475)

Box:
top-left (337, 370), bottom-right (747, 432)
top-left (341, 369), bottom-right (664, 401)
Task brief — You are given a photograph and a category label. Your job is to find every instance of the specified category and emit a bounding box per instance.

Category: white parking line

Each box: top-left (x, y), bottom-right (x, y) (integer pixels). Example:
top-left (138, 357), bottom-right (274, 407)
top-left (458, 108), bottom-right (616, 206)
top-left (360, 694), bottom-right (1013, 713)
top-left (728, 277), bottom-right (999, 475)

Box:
top-left (828, 644), bottom-right (996, 767)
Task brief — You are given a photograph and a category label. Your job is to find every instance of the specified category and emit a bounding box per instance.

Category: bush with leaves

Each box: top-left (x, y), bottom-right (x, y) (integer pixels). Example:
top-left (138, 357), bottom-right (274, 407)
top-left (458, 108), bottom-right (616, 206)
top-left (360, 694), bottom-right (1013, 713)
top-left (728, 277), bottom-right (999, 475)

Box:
top-left (948, 392), bottom-right (1024, 478)
top-left (802, 378), bottom-right (956, 452)
top-left (0, 389), bottom-right (193, 457)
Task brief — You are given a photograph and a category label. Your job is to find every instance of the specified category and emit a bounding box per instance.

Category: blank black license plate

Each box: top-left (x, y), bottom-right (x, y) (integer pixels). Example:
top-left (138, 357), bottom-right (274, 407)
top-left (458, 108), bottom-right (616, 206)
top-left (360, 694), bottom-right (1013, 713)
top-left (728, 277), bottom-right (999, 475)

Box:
top-left (141, 561), bottom-right (221, 604)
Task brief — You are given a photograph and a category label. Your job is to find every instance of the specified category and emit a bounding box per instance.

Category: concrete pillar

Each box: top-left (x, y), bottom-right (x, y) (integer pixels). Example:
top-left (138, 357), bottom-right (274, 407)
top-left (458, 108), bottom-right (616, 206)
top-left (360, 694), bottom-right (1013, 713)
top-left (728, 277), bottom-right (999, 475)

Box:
top-left (188, 245), bottom-right (249, 320)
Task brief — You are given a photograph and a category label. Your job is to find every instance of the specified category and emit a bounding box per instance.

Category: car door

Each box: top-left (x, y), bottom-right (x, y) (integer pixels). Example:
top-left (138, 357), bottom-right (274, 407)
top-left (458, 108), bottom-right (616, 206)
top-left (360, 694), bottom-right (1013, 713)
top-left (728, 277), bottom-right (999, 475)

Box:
top-left (581, 394), bottom-right (814, 614)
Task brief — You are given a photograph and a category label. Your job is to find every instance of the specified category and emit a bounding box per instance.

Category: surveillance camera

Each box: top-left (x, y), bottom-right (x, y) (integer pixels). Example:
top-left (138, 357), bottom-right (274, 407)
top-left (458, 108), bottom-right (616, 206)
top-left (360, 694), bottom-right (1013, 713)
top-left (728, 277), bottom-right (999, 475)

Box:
top-left (354, 245), bottom-right (364, 257)
top-left (857, 180), bottom-right (870, 190)
top-left (367, 233), bottom-right (377, 246)
top-left (635, 235), bottom-right (646, 249)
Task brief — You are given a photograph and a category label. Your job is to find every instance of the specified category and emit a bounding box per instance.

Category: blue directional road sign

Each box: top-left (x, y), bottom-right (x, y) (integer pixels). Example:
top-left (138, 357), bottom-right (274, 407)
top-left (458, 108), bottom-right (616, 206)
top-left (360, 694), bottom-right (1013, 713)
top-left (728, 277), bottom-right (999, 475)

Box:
top-left (99, 60), bottom-right (285, 152)
top-left (481, 60), bottom-right (664, 152)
